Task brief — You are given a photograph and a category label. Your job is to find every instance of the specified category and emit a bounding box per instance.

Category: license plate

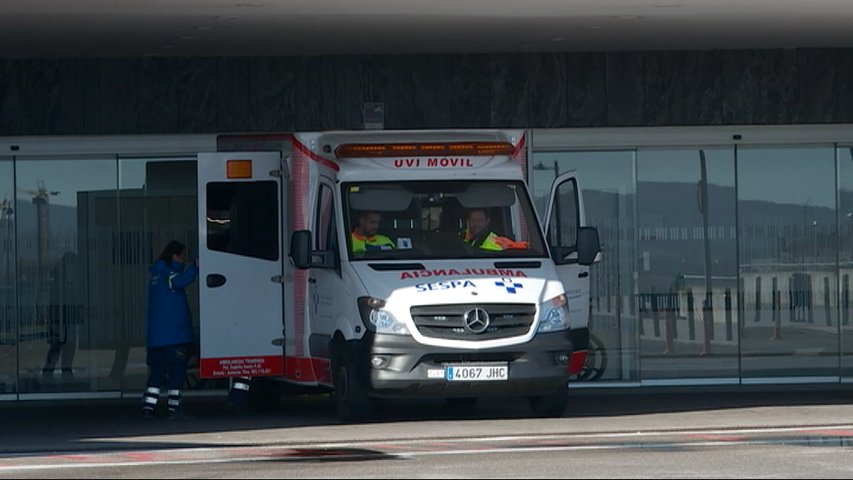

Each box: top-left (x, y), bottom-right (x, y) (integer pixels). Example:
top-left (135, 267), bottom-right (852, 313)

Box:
top-left (445, 364), bottom-right (508, 382)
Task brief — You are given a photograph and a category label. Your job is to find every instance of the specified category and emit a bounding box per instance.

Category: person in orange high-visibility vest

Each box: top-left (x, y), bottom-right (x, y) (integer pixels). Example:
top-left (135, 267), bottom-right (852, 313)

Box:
top-left (351, 211), bottom-right (395, 255)
top-left (459, 209), bottom-right (529, 251)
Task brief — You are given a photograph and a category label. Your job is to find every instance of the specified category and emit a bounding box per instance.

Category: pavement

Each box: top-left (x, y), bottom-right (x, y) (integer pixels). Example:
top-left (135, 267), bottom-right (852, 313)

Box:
top-left (2, 385), bottom-right (853, 456)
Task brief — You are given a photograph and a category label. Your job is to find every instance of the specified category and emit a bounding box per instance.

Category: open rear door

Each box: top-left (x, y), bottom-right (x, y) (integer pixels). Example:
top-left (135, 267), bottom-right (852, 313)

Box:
top-left (198, 152), bottom-right (286, 379)
top-left (544, 172), bottom-right (592, 358)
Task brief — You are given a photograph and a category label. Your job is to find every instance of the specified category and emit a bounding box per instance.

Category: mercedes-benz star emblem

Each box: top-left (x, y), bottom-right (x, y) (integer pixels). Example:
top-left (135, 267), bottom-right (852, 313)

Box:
top-left (463, 308), bottom-right (490, 334)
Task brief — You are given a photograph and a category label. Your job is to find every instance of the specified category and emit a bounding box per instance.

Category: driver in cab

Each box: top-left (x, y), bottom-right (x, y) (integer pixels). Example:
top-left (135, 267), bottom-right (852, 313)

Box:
top-left (460, 209), bottom-right (528, 251)
top-left (351, 211), bottom-right (396, 255)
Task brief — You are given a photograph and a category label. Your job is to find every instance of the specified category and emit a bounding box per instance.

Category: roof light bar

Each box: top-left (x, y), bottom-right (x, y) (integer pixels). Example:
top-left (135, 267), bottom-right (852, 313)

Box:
top-left (335, 142), bottom-right (515, 158)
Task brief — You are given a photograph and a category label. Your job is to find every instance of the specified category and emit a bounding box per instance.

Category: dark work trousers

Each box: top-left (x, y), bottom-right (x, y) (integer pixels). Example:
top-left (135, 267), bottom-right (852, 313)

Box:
top-left (142, 344), bottom-right (190, 413)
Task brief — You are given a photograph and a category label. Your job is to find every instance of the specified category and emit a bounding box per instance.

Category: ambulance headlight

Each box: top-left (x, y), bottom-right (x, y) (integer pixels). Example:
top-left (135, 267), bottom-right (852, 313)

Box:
top-left (358, 297), bottom-right (410, 336)
top-left (537, 294), bottom-right (570, 333)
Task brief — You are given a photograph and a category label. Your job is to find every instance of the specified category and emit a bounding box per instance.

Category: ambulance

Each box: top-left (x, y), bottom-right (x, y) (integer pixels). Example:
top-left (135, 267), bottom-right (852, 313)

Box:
top-left (197, 129), bottom-right (600, 420)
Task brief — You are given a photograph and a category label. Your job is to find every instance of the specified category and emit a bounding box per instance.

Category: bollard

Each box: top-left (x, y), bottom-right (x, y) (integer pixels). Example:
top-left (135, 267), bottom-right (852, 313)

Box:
top-left (670, 291), bottom-right (679, 339)
top-left (754, 276), bottom-right (762, 323)
top-left (788, 276), bottom-right (796, 323)
top-left (725, 288), bottom-right (733, 342)
top-left (844, 274), bottom-right (850, 327)
top-left (687, 288), bottom-right (696, 340)
top-left (638, 294), bottom-right (645, 336)
top-left (808, 276), bottom-right (814, 324)
top-left (772, 277), bottom-right (781, 340)
top-left (738, 277), bottom-right (745, 334)
top-left (652, 289), bottom-right (661, 338)
top-left (701, 291), bottom-right (713, 355)
top-left (664, 290), bottom-right (676, 354)
top-left (775, 287), bottom-right (782, 336)
top-left (824, 277), bottom-right (832, 327)
top-left (708, 290), bottom-right (715, 341)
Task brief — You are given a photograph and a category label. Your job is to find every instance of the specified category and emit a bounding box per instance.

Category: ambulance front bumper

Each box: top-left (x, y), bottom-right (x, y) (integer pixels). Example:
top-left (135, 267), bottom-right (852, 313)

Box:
top-left (349, 330), bottom-right (583, 399)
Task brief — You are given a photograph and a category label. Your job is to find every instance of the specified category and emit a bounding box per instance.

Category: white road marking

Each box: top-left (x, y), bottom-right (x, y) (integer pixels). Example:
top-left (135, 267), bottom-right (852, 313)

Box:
top-left (1, 424), bottom-right (852, 473)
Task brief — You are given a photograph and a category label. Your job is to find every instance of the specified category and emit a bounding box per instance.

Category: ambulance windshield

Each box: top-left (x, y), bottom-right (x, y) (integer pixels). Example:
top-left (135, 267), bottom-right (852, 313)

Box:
top-left (343, 180), bottom-right (547, 260)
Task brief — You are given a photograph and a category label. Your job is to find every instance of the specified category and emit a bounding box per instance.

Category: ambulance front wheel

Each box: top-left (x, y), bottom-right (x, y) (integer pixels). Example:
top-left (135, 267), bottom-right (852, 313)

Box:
top-left (332, 347), bottom-right (373, 421)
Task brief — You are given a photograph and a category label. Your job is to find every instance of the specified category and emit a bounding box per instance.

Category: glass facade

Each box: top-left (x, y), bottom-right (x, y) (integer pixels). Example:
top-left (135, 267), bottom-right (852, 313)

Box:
top-left (1, 157), bottom-right (14, 395)
top-left (532, 129), bottom-right (853, 386)
top-left (738, 147), bottom-right (839, 380)
top-left (531, 151), bottom-right (638, 381)
top-left (637, 147), bottom-right (739, 381)
top-left (0, 142), bottom-right (215, 399)
top-left (841, 146), bottom-right (853, 379)
top-left (3, 128), bottom-right (853, 399)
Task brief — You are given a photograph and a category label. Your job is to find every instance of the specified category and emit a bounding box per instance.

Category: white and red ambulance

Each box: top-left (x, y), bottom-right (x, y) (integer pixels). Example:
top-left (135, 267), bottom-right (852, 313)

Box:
top-left (197, 129), bottom-right (600, 419)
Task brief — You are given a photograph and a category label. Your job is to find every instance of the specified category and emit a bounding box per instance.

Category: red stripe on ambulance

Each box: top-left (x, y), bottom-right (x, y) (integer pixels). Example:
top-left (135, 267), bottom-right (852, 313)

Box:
top-left (201, 356), bottom-right (285, 378)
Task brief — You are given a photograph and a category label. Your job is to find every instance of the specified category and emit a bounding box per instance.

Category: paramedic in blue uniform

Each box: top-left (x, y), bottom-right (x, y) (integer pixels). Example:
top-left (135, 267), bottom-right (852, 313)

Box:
top-left (141, 240), bottom-right (199, 419)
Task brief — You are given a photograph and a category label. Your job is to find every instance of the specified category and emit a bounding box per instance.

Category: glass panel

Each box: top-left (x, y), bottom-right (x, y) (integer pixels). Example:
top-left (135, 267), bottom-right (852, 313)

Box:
top-left (316, 184), bottom-right (334, 251)
top-left (117, 158), bottom-right (206, 392)
top-left (738, 146), bottom-right (838, 379)
top-left (531, 151), bottom-right (638, 382)
top-left (838, 147), bottom-right (853, 378)
top-left (0, 157), bottom-right (15, 394)
top-left (637, 148), bottom-right (738, 380)
top-left (547, 178), bottom-right (579, 252)
top-left (15, 156), bottom-right (117, 393)
top-left (207, 182), bottom-right (279, 261)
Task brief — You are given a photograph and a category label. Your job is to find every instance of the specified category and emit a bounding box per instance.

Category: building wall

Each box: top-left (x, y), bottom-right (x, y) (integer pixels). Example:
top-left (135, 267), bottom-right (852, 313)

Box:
top-left (2, 49), bottom-right (852, 136)
top-left (3, 48), bottom-right (853, 398)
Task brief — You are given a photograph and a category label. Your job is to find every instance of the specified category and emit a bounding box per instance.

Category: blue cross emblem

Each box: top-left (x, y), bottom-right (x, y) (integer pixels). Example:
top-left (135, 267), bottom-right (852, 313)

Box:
top-left (495, 278), bottom-right (523, 294)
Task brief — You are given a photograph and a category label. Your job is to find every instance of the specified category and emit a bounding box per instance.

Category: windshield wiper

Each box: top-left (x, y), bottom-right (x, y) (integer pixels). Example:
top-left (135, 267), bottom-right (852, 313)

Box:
top-left (368, 263), bottom-right (426, 271)
top-left (494, 261), bottom-right (542, 269)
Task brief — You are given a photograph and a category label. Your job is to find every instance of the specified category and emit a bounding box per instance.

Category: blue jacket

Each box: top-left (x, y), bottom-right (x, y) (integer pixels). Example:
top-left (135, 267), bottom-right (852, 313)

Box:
top-left (146, 260), bottom-right (199, 348)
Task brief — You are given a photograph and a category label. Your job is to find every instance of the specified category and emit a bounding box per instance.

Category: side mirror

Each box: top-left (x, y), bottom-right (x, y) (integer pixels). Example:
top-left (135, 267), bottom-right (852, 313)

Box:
top-left (289, 230), bottom-right (312, 269)
top-left (576, 227), bottom-right (601, 266)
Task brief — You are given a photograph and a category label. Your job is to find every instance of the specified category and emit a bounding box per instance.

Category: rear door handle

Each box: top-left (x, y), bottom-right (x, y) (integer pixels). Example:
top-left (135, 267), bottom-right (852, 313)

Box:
top-left (308, 277), bottom-right (317, 284)
top-left (578, 272), bottom-right (589, 279)
top-left (206, 274), bottom-right (227, 288)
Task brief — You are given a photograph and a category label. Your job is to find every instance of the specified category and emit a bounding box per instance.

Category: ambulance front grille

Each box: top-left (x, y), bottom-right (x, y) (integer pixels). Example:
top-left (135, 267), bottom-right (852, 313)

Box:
top-left (410, 303), bottom-right (536, 341)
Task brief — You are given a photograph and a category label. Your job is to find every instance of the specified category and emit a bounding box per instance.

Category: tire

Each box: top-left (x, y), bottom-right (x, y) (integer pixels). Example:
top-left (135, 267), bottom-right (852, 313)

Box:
top-left (332, 347), bottom-right (373, 422)
top-left (528, 387), bottom-right (568, 418)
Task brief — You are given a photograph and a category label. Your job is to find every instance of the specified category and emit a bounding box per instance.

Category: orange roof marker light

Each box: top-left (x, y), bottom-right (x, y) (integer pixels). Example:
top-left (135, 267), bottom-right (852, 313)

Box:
top-left (335, 142), bottom-right (515, 158)
top-left (226, 159), bottom-right (253, 179)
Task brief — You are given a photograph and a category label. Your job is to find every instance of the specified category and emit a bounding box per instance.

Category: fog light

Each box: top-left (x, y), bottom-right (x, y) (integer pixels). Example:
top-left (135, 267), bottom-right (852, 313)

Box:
top-left (555, 353), bottom-right (570, 365)
top-left (371, 356), bottom-right (390, 369)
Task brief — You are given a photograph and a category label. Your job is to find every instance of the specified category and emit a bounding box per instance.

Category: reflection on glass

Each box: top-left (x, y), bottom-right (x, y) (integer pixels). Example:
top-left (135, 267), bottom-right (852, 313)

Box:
top-left (637, 148), bottom-right (738, 380)
top-left (118, 158), bottom-right (205, 392)
top-left (532, 151), bottom-right (637, 381)
top-left (838, 147), bottom-right (853, 378)
top-left (0, 159), bottom-right (15, 393)
top-left (738, 146), bottom-right (839, 379)
top-left (15, 157), bottom-right (117, 393)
